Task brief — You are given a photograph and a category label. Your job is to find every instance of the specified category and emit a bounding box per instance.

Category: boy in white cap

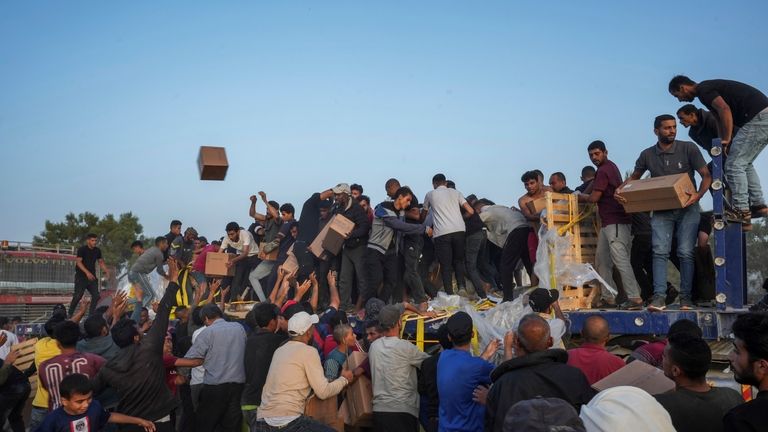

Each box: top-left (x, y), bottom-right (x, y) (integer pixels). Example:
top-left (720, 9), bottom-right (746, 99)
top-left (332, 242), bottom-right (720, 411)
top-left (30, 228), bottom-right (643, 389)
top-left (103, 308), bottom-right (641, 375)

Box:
top-left (254, 311), bottom-right (352, 431)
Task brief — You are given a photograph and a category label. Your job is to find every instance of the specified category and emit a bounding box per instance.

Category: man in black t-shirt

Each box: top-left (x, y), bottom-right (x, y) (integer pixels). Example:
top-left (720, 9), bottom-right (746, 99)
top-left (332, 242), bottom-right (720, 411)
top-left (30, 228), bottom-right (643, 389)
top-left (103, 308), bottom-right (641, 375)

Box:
top-left (69, 233), bottom-right (109, 317)
top-left (655, 333), bottom-right (742, 432)
top-left (723, 313), bottom-right (768, 431)
top-left (669, 76), bottom-right (768, 226)
top-left (241, 303), bottom-right (288, 429)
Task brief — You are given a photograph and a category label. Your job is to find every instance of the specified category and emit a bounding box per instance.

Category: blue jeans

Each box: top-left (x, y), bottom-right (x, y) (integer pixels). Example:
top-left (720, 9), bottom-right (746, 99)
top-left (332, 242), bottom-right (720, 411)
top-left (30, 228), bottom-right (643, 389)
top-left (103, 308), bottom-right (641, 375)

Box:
top-left (128, 271), bottom-right (157, 307)
top-left (726, 109), bottom-right (768, 210)
top-left (651, 204), bottom-right (700, 299)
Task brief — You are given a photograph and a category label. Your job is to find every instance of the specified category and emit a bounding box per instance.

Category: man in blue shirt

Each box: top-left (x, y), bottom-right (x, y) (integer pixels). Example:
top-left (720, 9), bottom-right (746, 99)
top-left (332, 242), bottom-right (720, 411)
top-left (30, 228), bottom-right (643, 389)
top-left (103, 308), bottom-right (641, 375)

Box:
top-left (436, 312), bottom-right (499, 432)
top-left (177, 303), bottom-right (247, 432)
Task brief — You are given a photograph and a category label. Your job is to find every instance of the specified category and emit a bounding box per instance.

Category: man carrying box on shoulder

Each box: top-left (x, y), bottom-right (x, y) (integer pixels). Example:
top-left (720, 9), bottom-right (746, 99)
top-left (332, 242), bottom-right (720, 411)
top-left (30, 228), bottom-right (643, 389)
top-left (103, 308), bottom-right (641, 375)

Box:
top-left (616, 115), bottom-right (711, 312)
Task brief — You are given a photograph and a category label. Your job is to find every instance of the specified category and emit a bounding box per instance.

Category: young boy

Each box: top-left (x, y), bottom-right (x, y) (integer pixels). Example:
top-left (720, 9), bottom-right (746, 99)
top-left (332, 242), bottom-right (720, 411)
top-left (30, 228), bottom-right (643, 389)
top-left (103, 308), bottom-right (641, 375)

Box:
top-left (37, 373), bottom-right (156, 432)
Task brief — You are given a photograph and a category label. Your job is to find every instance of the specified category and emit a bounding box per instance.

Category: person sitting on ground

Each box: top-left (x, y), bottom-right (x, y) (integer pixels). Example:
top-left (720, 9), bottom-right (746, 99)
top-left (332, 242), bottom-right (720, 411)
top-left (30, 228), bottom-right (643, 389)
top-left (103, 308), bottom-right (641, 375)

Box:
top-left (655, 332), bottom-right (742, 432)
top-left (437, 312), bottom-right (500, 432)
top-left (256, 311), bottom-right (352, 431)
top-left (580, 386), bottom-right (675, 432)
top-left (567, 315), bottom-right (625, 385)
top-left (484, 314), bottom-right (594, 432)
top-left (630, 318), bottom-right (702, 367)
top-left (323, 323), bottom-right (357, 380)
top-left (723, 312), bottom-right (768, 431)
top-left (37, 373), bottom-right (156, 432)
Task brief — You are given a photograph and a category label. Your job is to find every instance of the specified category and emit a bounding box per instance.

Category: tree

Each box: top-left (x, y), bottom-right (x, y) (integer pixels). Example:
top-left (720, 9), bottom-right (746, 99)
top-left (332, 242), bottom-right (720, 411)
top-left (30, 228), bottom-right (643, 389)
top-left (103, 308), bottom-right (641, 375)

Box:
top-left (746, 219), bottom-right (768, 299)
top-left (34, 212), bottom-right (144, 270)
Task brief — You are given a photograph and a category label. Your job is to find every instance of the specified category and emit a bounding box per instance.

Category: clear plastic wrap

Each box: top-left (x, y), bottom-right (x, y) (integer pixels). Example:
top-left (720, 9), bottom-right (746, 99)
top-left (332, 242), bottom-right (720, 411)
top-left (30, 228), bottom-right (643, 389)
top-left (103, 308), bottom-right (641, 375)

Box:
top-left (533, 225), bottom-right (616, 296)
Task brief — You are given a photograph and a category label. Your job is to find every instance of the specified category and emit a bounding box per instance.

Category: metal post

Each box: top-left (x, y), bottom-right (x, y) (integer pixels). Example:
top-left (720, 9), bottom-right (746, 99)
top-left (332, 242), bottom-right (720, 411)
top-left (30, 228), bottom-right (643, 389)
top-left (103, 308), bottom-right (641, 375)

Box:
top-left (710, 138), bottom-right (746, 310)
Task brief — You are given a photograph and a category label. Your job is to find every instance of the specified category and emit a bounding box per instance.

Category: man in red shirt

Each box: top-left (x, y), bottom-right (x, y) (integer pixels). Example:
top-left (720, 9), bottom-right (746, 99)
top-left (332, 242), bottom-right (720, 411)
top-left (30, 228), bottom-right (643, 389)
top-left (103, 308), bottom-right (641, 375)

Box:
top-left (567, 315), bottom-right (625, 385)
top-left (39, 321), bottom-right (106, 411)
top-left (578, 140), bottom-right (643, 310)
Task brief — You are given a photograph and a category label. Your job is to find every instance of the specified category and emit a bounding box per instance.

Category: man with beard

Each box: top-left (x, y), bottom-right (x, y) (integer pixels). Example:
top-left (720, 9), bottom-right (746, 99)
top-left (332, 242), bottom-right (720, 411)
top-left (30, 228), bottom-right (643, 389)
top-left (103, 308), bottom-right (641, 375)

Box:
top-left (616, 115), bottom-right (711, 312)
top-left (723, 313), bottom-right (768, 431)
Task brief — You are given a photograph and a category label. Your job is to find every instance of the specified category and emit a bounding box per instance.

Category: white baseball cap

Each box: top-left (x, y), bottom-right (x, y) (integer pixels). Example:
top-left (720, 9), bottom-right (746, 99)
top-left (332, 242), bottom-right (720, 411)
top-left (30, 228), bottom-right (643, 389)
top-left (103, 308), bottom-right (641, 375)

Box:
top-left (331, 183), bottom-right (351, 195)
top-left (287, 311), bottom-right (319, 336)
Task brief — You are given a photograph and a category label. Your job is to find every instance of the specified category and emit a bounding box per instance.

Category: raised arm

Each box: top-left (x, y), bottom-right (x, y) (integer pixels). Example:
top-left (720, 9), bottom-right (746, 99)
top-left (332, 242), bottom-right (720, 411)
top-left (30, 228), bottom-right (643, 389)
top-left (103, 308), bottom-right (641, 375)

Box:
top-left (710, 96), bottom-right (734, 147)
top-left (146, 261), bottom-right (181, 355)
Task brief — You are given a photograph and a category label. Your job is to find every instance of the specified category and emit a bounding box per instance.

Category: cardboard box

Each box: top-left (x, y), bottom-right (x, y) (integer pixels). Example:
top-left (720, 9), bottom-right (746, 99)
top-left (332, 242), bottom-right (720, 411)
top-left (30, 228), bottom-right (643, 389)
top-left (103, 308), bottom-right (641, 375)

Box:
top-left (618, 173), bottom-right (695, 213)
top-left (343, 351), bottom-right (374, 427)
top-left (197, 146), bottom-right (229, 181)
top-left (526, 197), bottom-right (547, 215)
top-left (310, 215), bottom-right (355, 258)
top-left (592, 358), bottom-right (675, 395)
top-left (305, 394), bottom-right (344, 432)
top-left (204, 252), bottom-right (236, 276)
top-left (282, 251), bottom-right (299, 276)
top-left (259, 242), bottom-right (278, 261)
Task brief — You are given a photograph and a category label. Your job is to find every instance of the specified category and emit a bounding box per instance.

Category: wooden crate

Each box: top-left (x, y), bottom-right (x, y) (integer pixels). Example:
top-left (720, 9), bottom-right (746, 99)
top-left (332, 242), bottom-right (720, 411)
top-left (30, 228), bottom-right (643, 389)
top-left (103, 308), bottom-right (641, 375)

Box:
top-left (11, 338), bottom-right (38, 397)
top-left (542, 192), bottom-right (600, 310)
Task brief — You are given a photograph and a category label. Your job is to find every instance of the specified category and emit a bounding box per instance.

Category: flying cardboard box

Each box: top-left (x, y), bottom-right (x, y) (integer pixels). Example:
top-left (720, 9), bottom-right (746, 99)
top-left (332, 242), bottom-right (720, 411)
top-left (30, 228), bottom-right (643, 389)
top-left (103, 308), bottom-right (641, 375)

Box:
top-left (205, 253), bottom-right (236, 277)
top-left (592, 358), bottom-right (675, 395)
top-left (310, 214), bottom-right (355, 258)
top-left (197, 146), bottom-right (229, 181)
top-left (617, 173), bottom-right (695, 213)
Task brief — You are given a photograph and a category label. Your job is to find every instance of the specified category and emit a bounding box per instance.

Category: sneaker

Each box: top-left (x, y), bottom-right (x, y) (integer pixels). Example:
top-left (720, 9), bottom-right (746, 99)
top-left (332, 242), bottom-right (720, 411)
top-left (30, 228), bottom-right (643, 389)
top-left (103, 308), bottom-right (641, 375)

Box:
top-left (595, 300), bottom-right (617, 309)
top-left (648, 295), bottom-right (666, 312)
top-left (680, 297), bottom-right (694, 310)
top-left (618, 299), bottom-right (644, 311)
top-left (665, 283), bottom-right (679, 305)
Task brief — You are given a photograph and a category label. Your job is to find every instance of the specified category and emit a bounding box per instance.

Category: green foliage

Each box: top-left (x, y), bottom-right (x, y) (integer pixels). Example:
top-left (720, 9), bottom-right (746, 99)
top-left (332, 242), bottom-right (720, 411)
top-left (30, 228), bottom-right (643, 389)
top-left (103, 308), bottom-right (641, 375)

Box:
top-left (747, 220), bottom-right (768, 296)
top-left (34, 212), bottom-right (144, 269)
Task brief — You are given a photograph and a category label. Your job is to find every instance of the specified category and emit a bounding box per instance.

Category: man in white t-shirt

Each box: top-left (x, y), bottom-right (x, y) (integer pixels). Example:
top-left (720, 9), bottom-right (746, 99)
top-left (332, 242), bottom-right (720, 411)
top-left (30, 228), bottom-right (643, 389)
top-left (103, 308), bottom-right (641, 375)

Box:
top-left (423, 173), bottom-right (476, 295)
top-left (0, 321), bottom-right (19, 360)
top-left (220, 221), bottom-right (260, 302)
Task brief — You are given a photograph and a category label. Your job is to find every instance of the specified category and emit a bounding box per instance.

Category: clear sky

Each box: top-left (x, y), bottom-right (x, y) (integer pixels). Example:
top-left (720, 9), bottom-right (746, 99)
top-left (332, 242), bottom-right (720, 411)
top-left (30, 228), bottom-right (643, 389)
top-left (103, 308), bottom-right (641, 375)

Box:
top-left (2, 1), bottom-right (768, 244)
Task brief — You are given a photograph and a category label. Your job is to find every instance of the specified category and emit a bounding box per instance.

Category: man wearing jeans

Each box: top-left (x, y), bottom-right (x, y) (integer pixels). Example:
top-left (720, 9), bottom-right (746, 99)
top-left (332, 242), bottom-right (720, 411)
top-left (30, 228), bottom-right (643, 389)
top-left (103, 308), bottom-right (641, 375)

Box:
top-left (669, 76), bottom-right (768, 229)
top-left (617, 115), bottom-right (711, 311)
top-left (579, 140), bottom-right (643, 310)
top-left (128, 236), bottom-right (169, 307)
top-left (423, 173), bottom-right (475, 295)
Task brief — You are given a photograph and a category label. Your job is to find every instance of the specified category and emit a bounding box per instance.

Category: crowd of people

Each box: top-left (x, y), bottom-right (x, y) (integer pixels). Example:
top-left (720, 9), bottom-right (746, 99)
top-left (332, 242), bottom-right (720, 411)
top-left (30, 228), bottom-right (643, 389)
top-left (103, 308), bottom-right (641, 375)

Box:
top-left (1, 75), bottom-right (768, 431)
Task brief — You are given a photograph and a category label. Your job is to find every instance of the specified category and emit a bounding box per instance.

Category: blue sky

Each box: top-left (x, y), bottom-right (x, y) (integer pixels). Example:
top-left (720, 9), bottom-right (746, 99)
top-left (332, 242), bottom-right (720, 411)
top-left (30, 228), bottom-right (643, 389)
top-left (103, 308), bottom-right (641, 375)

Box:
top-left (2, 1), bottom-right (768, 244)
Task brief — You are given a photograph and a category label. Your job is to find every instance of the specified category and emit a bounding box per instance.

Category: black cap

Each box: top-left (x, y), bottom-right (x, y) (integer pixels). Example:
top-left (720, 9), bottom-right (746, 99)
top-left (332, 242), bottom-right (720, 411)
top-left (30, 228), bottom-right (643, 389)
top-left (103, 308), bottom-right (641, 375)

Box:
top-left (446, 311), bottom-right (473, 341)
top-left (503, 398), bottom-right (585, 432)
top-left (528, 288), bottom-right (559, 313)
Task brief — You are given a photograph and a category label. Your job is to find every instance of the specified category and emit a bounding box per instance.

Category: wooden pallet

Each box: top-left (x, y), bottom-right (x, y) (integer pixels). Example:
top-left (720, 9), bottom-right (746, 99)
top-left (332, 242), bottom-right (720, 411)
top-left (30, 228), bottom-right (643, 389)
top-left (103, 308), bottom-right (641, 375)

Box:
top-left (542, 192), bottom-right (600, 310)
